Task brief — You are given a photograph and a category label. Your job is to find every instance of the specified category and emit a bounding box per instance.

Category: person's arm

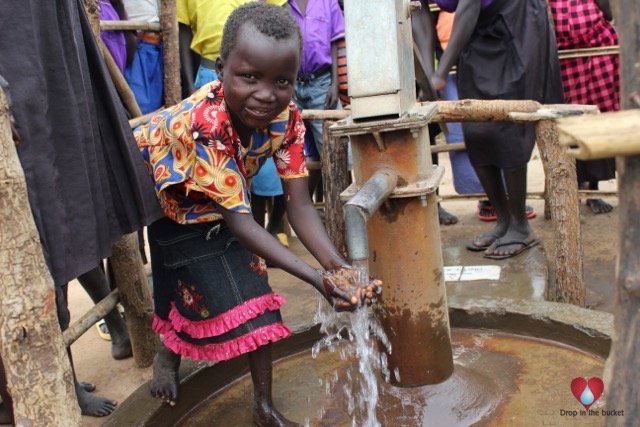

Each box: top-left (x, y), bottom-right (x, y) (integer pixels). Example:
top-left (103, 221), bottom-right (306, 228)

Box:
top-left (594, 0), bottom-right (613, 22)
top-left (324, 39), bottom-right (341, 109)
top-left (412, 1), bottom-right (436, 80)
top-left (283, 177), bottom-right (345, 270)
top-left (179, 23), bottom-right (197, 95)
top-left (217, 198), bottom-right (360, 310)
top-left (282, 177), bottom-right (380, 305)
top-left (432, 0), bottom-right (481, 90)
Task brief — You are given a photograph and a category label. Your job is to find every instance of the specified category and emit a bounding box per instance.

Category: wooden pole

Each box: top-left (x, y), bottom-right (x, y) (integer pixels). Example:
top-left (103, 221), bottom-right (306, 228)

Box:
top-left (605, 0), bottom-right (640, 422)
top-left (322, 122), bottom-right (349, 256)
top-left (100, 20), bottom-right (161, 31)
top-left (99, 42), bottom-right (143, 117)
top-left (160, 0), bottom-right (181, 106)
top-left (62, 290), bottom-right (120, 347)
top-left (109, 234), bottom-right (159, 368)
top-left (536, 120), bottom-right (585, 306)
top-left (0, 90), bottom-right (82, 425)
top-left (83, 0), bottom-right (143, 118)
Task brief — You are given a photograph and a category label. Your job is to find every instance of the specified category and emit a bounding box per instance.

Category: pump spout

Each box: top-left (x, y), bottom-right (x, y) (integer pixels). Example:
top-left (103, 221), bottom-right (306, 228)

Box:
top-left (343, 169), bottom-right (398, 262)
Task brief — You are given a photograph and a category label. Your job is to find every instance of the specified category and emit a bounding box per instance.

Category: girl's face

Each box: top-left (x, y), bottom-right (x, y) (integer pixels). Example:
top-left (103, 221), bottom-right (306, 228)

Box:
top-left (216, 24), bottom-right (300, 133)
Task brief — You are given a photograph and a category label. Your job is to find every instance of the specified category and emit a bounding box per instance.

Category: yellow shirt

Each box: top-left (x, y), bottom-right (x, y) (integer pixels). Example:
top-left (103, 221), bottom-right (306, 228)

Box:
top-left (177, 0), bottom-right (287, 61)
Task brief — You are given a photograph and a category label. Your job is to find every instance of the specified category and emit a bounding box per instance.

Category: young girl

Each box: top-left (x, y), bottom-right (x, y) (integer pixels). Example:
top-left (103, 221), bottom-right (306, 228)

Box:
top-left (135, 3), bottom-right (381, 425)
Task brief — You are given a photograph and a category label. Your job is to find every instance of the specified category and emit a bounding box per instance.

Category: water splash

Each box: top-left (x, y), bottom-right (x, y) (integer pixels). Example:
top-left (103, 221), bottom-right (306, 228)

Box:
top-left (311, 262), bottom-right (391, 427)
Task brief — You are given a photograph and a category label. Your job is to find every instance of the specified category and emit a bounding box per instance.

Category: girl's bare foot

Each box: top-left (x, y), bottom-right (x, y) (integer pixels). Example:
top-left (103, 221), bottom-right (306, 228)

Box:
top-left (150, 347), bottom-right (181, 406)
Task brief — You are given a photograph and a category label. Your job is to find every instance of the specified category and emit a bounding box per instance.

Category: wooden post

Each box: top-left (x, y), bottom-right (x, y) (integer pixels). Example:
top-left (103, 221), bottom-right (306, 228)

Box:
top-left (109, 233), bottom-right (159, 368)
top-left (322, 122), bottom-right (349, 256)
top-left (83, 0), bottom-right (143, 118)
top-left (535, 120), bottom-right (585, 306)
top-left (160, 0), bottom-right (181, 106)
top-left (0, 90), bottom-right (82, 425)
top-left (605, 0), bottom-right (640, 422)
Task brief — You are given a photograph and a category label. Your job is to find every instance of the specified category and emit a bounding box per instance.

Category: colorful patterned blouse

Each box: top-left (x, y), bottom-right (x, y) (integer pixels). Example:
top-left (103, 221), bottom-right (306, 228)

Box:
top-left (135, 81), bottom-right (307, 224)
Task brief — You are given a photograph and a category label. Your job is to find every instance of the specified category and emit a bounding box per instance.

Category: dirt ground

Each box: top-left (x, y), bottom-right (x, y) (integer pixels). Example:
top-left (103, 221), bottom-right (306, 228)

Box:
top-left (61, 148), bottom-right (618, 426)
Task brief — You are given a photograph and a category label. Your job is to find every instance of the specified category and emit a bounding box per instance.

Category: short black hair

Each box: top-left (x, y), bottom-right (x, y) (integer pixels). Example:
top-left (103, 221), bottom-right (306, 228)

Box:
top-left (220, 2), bottom-right (302, 60)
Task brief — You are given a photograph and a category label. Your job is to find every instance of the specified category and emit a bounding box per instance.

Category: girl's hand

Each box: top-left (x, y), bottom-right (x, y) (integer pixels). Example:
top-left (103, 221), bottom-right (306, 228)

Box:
top-left (320, 265), bottom-right (383, 312)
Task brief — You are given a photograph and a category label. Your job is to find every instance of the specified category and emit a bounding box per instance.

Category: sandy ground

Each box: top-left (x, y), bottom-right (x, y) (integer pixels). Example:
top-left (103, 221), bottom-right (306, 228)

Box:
top-left (63, 147), bottom-right (618, 426)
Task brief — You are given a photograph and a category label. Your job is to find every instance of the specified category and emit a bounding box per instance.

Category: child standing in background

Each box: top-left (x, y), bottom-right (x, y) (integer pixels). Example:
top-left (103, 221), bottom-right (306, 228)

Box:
top-left (135, 4), bottom-right (381, 425)
top-left (288, 0), bottom-right (346, 199)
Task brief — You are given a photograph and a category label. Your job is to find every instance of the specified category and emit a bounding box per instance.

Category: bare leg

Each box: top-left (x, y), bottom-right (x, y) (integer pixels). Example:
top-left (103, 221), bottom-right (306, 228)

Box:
top-left (469, 165), bottom-right (510, 248)
top-left (67, 346), bottom-right (118, 416)
top-left (249, 344), bottom-right (299, 427)
top-left (55, 283), bottom-right (118, 417)
top-left (251, 193), bottom-right (268, 229)
top-left (150, 346), bottom-right (181, 406)
top-left (484, 166), bottom-right (536, 257)
top-left (584, 181), bottom-right (613, 214)
top-left (77, 265), bottom-right (132, 360)
top-left (0, 356), bottom-right (14, 424)
top-left (266, 195), bottom-right (286, 236)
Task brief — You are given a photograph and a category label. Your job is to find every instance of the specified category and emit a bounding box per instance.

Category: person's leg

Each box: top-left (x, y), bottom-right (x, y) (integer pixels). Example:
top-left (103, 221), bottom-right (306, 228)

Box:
top-left (467, 165), bottom-right (510, 249)
top-left (150, 345), bottom-right (182, 406)
top-left (55, 284), bottom-right (118, 416)
top-left (251, 193), bottom-right (268, 229)
top-left (266, 195), bottom-right (286, 236)
top-left (484, 165), bottom-right (537, 258)
top-left (0, 356), bottom-right (14, 424)
top-left (147, 220), bottom-right (182, 406)
top-left (427, 123), bottom-right (458, 226)
top-left (585, 181), bottom-right (613, 214)
top-left (77, 266), bottom-right (132, 360)
top-left (249, 344), bottom-right (299, 427)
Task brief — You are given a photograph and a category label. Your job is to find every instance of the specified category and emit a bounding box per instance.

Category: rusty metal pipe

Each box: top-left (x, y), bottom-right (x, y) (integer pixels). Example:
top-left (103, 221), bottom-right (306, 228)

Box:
top-left (343, 169), bottom-right (398, 261)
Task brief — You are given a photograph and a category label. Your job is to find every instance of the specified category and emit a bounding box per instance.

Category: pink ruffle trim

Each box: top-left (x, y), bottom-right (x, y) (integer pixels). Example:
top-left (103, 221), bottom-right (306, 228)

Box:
top-left (152, 316), bottom-right (173, 335)
top-left (165, 293), bottom-right (286, 339)
top-left (161, 322), bottom-right (292, 362)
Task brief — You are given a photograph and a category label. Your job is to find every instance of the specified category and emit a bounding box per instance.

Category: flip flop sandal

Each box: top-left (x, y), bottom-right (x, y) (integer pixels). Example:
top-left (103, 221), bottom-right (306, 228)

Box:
top-left (478, 204), bottom-right (537, 222)
top-left (483, 238), bottom-right (540, 260)
top-left (466, 233), bottom-right (501, 252)
top-left (96, 319), bottom-right (111, 341)
top-left (477, 202), bottom-right (497, 221)
top-left (95, 304), bottom-right (124, 341)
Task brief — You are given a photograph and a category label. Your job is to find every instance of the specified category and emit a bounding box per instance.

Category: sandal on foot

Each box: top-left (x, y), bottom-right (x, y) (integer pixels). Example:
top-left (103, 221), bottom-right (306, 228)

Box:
top-left (483, 238), bottom-right (540, 260)
top-left (96, 319), bottom-right (111, 341)
top-left (477, 202), bottom-right (537, 222)
top-left (466, 233), bottom-right (501, 251)
top-left (477, 201), bottom-right (497, 221)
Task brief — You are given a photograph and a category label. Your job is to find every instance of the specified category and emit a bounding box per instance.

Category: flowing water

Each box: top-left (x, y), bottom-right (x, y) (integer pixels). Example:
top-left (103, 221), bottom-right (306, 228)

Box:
top-left (310, 260), bottom-right (392, 427)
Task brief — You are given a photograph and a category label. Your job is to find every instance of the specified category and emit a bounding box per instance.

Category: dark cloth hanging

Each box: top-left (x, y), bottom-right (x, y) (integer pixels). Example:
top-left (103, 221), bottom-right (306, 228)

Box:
top-left (0, 0), bottom-right (162, 287)
top-left (456, 0), bottom-right (565, 170)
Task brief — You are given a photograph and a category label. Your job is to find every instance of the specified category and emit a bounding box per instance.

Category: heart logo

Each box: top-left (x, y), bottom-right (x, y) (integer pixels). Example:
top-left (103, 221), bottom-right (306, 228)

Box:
top-left (571, 377), bottom-right (605, 410)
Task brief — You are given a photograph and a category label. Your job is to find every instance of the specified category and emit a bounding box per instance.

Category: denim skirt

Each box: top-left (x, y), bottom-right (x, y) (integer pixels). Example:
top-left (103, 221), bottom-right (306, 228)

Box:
top-left (148, 217), bottom-right (291, 362)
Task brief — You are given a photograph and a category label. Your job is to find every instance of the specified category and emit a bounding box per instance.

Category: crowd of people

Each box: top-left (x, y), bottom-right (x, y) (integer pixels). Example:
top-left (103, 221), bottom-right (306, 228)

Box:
top-left (0, 0), bottom-right (619, 424)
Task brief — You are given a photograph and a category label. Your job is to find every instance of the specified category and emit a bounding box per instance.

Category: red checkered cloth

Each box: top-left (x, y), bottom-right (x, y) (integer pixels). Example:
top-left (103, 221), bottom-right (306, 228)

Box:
top-left (549, 0), bottom-right (620, 113)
